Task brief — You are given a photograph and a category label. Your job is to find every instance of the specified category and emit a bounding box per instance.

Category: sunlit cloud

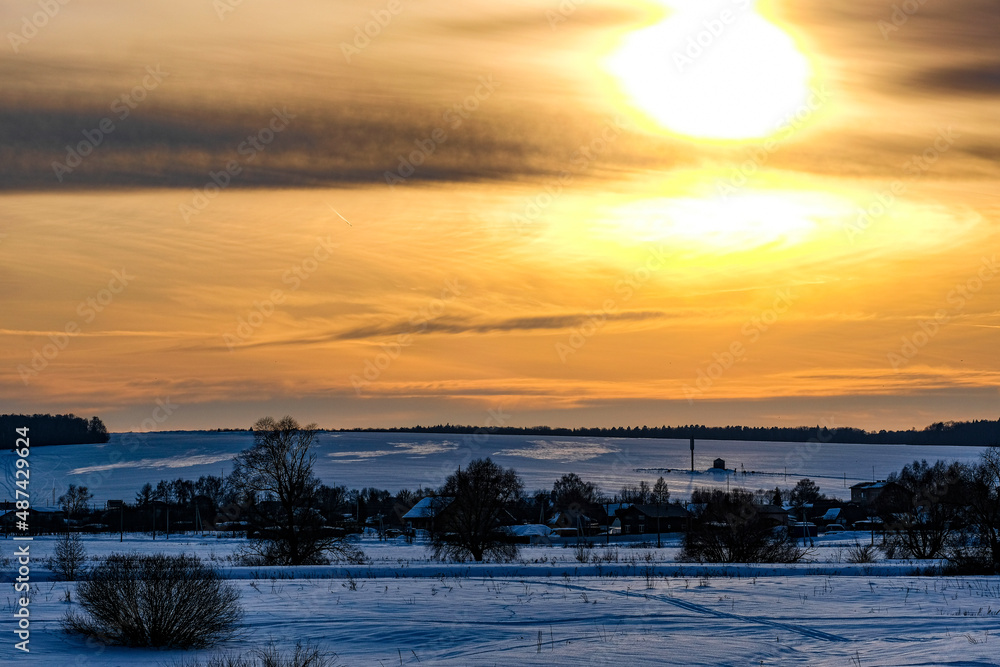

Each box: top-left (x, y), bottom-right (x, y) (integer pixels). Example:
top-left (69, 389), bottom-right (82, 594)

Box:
top-left (0, 0), bottom-right (998, 431)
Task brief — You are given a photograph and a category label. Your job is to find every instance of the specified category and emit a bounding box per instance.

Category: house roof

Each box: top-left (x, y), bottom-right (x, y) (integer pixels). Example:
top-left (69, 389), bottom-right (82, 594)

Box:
top-left (754, 504), bottom-right (789, 515)
top-left (507, 524), bottom-right (552, 538)
top-left (547, 511), bottom-right (593, 525)
top-left (402, 496), bottom-right (453, 519)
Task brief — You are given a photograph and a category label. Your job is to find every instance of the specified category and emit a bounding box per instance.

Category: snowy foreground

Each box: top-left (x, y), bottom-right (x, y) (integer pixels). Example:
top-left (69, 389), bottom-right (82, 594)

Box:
top-left (8, 533), bottom-right (1000, 666)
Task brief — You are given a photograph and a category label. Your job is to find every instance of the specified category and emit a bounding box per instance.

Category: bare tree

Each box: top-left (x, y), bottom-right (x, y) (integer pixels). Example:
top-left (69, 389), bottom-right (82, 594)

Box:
top-left (194, 474), bottom-right (225, 509)
top-left (952, 447), bottom-right (1000, 573)
top-left (680, 489), bottom-right (804, 563)
top-left (154, 479), bottom-right (174, 505)
top-left (430, 458), bottom-right (523, 562)
top-left (880, 459), bottom-right (962, 559)
top-left (551, 473), bottom-right (600, 534)
top-left (229, 416), bottom-right (362, 565)
top-left (58, 484), bottom-right (93, 520)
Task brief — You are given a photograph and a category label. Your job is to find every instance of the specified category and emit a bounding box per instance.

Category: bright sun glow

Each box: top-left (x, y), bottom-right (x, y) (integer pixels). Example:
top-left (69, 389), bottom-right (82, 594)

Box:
top-left (605, 0), bottom-right (814, 140)
top-left (603, 190), bottom-right (841, 253)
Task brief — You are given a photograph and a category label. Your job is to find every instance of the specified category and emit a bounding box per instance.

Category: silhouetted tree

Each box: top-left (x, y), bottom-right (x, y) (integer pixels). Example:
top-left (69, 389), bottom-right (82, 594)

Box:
top-left (430, 458), bottom-right (523, 562)
top-left (229, 416), bottom-right (362, 565)
top-left (0, 413), bottom-right (109, 447)
top-left (154, 480), bottom-right (174, 505)
top-left (789, 479), bottom-right (823, 507)
top-left (59, 484), bottom-right (93, 520)
top-left (680, 489), bottom-right (803, 563)
top-left (194, 475), bottom-right (225, 509)
top-left (881, 459), bottom-right (963, 559)
top-left (134, 483), bottom-right (154, 508)
top-left (652, 477), bottom-right (670, 504)
top-left (172, 478), bottom-right (194, 507)
top-left (952, 447), bottom-right (1000, 572)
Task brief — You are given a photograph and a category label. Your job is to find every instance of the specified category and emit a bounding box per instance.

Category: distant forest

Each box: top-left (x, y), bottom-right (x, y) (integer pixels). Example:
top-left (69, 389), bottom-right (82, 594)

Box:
top-left (341, 419), bottom-right (1000, 447)
top-left (1, 413), bottom-right (110, 447)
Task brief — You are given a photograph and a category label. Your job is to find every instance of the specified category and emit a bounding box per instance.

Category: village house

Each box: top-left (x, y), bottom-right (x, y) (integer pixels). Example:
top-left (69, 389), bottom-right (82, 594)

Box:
top-left (615, 503), bottom-right (691, 534)
top-left (401, 496), bottom-right (454, 533)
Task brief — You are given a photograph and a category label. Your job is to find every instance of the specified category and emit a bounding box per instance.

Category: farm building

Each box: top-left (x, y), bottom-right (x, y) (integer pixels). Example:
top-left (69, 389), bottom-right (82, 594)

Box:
top-left (850, 481), bottom-right (907, 507)
top-left (615, 503), bottom-right (691, 534)
top-left (401, 496), bottom-right (453, 532)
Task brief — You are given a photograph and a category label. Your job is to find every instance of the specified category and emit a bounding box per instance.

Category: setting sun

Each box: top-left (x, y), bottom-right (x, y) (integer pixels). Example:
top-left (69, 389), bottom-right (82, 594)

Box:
top-left (605, 0), bottom-right (814, 140)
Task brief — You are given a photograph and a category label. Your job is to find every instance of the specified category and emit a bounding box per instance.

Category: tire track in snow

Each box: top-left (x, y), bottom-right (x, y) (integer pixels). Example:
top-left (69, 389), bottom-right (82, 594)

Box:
top-left (554, 581), bottom-right (850, 643)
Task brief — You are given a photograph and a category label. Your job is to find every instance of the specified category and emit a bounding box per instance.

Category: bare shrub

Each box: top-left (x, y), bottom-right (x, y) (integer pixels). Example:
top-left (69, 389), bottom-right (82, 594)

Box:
top-left (255, 641), bottom-right (338, 667)
top-left (64, 552), bottom-right (242, 648)
top-left (49, 533), bottom-right (87, 581)
top-left (174, 642), bottom-right (337, 667)
top-left (845, 541), bottom-right (879, 564)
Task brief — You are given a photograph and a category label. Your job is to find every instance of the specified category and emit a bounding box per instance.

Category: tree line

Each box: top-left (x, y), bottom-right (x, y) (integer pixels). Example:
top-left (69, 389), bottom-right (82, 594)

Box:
top-left (1, 413), bottom-right (109, 447)
top-left (340, 418), bottom-right (1000, 446)
top-left (32, 415), bottom-right (1000, 574)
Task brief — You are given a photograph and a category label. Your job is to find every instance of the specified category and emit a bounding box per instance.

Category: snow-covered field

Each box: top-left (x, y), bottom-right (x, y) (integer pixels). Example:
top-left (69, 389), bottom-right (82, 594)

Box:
top-left (7, 532), bottom-right (1000, 666)
top-left (5, 434), bottom-right (998, 664)
top-left (6, 430), bottom-right (991, 503)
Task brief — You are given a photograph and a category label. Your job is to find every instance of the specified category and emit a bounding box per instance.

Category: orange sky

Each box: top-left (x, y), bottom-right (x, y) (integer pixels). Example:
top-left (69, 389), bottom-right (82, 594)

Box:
top-left (1, 0), bottom-right (998, 431)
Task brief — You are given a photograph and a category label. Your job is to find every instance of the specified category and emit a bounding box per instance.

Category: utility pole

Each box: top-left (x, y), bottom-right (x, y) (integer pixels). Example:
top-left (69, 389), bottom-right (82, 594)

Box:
top-left (656, 500), bottom-right (662, 549)
top-left (604, 499), bottom-right (611, 545)
top-left (690, 437), bottom-right (694, 472)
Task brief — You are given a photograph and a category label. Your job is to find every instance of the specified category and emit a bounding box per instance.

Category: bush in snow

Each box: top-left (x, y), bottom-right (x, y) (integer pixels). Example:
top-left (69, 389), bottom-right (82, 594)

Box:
top-left (64, 552), bottom-right (241, 648)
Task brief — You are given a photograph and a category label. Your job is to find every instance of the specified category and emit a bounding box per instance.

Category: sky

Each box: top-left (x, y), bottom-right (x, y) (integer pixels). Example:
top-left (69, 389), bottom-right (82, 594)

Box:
top-left (1, 0), bottom-right (998, 432)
